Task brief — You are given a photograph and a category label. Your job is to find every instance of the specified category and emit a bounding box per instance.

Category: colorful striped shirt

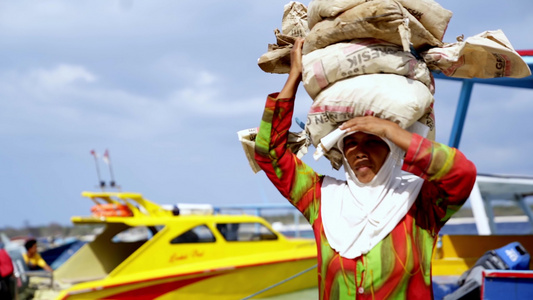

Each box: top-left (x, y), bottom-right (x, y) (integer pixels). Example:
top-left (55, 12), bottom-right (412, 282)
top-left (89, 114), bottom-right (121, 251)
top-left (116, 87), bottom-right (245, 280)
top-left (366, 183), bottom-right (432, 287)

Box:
top-left (255, 93), bottom-right (477, 299)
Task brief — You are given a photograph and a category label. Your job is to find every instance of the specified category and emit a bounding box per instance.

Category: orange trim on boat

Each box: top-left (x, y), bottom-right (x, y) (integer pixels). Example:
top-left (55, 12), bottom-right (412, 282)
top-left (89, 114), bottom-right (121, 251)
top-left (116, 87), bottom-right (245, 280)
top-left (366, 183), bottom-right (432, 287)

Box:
top-left (90, 204), bottom-right (133, 217)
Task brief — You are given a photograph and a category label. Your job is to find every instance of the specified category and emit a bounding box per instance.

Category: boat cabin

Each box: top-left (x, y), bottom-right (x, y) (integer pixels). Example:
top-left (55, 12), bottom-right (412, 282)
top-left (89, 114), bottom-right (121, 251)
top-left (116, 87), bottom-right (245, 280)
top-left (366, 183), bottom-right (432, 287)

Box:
top-left (37, 191), bottom-right (316, 300)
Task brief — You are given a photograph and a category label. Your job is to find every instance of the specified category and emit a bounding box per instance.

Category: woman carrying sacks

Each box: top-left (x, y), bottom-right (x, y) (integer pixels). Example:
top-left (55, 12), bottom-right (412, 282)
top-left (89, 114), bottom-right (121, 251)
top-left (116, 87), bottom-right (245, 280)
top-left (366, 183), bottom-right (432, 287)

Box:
top-left (254, 38), bottom-right (477, 299)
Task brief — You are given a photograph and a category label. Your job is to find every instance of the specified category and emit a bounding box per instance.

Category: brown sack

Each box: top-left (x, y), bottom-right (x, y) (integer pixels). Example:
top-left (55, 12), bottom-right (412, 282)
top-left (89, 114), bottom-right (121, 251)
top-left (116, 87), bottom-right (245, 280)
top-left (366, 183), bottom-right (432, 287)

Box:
top-left (282, 1), bottom-right (309, 37)
top-left (307, 0), bottom-right (367, 30)
top-left (303, 0), bottom-right (443, 55)
top-left (422, 30), bottom-right (532, 79)
top-left (395, 0), bottom-right (452, 41)
top-left (258, 44), bottom-right (292, 74)
top-left (307, 0), bottom-right (452, 41)
top-left (257, 2), bottom-right (308, 74)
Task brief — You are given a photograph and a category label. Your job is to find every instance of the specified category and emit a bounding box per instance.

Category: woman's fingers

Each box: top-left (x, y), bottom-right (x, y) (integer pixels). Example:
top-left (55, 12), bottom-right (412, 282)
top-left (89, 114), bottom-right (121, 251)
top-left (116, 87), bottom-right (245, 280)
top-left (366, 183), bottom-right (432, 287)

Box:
top-left (340, 116), bottom-right (391, 138)
top-left (290, 38), bottom-right (304, 75)
top-left (339, 116), bottom-right (412, 150)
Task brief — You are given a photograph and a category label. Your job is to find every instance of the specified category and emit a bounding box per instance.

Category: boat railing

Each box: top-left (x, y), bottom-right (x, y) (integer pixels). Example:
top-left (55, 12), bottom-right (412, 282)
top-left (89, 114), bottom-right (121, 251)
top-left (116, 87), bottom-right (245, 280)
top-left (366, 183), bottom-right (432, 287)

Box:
top-left (471, 174), bottom-right (533, 235)
top-left (213, 203), bottom-right (309, 237)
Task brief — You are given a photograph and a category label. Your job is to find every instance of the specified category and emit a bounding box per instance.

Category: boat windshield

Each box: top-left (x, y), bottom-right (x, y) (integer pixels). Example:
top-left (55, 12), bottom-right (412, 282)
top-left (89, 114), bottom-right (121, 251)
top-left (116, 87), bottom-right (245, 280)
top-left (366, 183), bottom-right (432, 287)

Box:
top-left (53, 223), bottom-right (165, 284)
top-left (111, 225), bottom-right (161, 243)
top-left (170, 225), bottom-right (216, 244)
top-left (216, 222), bottom-right (278, 242)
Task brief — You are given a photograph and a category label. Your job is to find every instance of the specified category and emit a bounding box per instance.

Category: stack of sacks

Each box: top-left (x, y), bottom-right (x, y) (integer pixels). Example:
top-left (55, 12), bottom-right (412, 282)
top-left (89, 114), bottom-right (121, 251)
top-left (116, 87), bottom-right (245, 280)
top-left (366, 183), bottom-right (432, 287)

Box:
top-left (302, 0), bottom-right (451, 168)
top-left (254, 0), bottom-right (531, 171)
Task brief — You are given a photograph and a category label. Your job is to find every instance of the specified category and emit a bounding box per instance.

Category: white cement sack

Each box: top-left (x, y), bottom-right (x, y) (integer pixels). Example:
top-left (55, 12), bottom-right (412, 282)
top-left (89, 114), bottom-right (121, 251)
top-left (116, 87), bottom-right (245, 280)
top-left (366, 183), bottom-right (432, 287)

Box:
top-left (302, 38), bottom-right (433, 99)
top-left (238, 127), bottom-right (263, 173)
top-left (306, 74), bottom-right (434, 148)
top-left (302, 0), bottom-right (442, 55)
top-left (307, 0), bottom-right (452, 41)
top-left (416, 104), bottom-right (436, 142)
top-left (422, 30), bottom-right (532, 79)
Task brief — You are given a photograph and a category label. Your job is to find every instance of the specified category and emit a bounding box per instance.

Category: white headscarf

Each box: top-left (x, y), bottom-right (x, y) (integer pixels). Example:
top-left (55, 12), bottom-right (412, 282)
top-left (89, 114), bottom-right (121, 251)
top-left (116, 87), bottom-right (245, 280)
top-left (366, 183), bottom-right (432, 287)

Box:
top-left (320, 130), bottom-right (424, 259)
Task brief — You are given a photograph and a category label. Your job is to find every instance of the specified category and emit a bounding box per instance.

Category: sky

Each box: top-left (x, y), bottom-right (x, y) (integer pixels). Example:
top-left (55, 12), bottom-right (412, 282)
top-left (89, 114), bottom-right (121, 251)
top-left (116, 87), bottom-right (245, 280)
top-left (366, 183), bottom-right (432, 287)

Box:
top-left (1, 0), bottom-right (533, 228)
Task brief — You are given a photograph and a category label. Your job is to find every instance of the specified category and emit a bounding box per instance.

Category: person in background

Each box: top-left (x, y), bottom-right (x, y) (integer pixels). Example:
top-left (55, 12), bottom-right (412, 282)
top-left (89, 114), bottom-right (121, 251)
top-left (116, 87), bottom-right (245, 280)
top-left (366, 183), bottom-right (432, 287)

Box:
top-left (254, 38), bottom-right (477, 299)
top-left (23, 239), bottom-right (52, 272)
top-left (0, 242), bottom-right (15, 300)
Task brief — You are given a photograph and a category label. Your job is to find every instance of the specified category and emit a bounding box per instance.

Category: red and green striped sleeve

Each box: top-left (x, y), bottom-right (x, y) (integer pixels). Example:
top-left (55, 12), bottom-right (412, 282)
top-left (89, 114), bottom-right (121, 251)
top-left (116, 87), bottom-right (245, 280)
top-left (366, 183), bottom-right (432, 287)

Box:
top-left (254, 93), bottom-right (322, 224)
top-left (403, 133), bottom-right (477, 231)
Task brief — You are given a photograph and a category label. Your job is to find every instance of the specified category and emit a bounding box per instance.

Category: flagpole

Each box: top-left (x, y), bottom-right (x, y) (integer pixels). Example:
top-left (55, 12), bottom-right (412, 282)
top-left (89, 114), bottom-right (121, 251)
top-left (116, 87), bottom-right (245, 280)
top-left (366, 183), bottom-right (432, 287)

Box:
top-left (91, 150), bottom-right (105, 190)
top-left (103, 149), bottom-right (116, 188)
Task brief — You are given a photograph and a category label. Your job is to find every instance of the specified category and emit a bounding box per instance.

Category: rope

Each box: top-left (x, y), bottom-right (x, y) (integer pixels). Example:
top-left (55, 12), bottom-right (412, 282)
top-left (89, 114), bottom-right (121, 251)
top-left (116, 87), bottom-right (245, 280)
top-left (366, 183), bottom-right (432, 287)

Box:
top-left (240, 264), bottom-right (318, 300)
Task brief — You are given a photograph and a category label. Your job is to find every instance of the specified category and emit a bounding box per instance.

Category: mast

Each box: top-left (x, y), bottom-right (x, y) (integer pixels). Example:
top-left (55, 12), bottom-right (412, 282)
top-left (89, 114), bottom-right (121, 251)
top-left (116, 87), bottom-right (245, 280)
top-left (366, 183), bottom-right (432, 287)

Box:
top-left (90, 150), bottom-right (106, 189)
top-left (103, 149), bottom-right (116, 188)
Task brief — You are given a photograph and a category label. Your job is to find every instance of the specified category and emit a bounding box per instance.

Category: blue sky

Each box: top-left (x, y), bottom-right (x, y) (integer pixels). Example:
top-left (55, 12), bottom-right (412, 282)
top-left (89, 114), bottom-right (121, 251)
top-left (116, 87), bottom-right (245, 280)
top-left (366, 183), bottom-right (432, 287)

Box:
top-left (1, 0), bottom-right (533, 228)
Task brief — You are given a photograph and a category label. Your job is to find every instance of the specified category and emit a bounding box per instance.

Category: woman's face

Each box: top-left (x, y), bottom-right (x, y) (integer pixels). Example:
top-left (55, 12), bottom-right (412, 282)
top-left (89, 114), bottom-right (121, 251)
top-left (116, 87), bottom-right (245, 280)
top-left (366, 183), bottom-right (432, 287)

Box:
top-left (343, 132), bottom-right (390, 183)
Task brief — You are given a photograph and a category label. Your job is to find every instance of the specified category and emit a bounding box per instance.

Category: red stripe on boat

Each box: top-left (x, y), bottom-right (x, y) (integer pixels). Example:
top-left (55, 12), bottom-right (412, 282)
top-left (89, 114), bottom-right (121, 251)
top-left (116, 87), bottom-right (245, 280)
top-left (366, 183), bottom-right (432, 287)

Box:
top-left (103, 274), bottom-right (218, 299)
top-left (484, 271), bottom-right (533, 279)
top-left (517, 50), bottom-right (533, 56)
top-left (59, 256), bottom-right (316, 299)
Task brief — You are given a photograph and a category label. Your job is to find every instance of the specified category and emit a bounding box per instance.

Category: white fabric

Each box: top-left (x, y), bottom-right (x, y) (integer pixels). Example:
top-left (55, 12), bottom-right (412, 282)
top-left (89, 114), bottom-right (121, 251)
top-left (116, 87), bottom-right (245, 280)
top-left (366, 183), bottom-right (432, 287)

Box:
top-left (313, 127), bottom-right (347, 160)
top-left (321, 131), bottom-right (424, 258)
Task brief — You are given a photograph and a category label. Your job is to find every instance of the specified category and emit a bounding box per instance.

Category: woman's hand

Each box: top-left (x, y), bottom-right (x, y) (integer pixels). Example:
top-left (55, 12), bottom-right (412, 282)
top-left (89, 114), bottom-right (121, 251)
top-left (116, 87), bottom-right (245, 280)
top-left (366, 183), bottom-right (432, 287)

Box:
top-left (278, 38), bottom-right (304, 99)
top-left (339, 116), bottom-right (412, 151)
top-left (289, 38), bottom-right (304, 79)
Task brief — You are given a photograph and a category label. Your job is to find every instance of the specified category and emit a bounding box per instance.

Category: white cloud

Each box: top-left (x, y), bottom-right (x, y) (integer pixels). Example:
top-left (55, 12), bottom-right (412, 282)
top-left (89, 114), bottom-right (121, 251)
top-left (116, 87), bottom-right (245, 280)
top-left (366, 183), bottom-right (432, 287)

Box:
top-left (30, 64), bottom-right (97, 90)
top-left (0, 63), bottom-right (265, 143)
top-left (171, 88), bottom-right (265, 116)
top-left (0, 1), bottom-right (226, 39)
top-left (195, 71), bottom-right (217, 86)
top-left (167, 69), bottom-right (266, 116)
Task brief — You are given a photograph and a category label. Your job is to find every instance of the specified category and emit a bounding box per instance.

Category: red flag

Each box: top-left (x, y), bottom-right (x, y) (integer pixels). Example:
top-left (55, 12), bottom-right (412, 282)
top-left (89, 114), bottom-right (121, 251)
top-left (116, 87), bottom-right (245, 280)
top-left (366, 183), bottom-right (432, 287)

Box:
top-left (90, 150), bottom-right (97, 157)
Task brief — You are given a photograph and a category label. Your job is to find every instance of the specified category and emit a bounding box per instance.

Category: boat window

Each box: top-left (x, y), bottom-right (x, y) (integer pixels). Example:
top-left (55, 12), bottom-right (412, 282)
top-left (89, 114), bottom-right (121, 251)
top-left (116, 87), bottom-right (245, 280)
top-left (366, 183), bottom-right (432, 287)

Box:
top-left (216, 222), bottom-right (278, 242)
top-left (111, 226), bottom-right (162, 243)
top-left (170, 225), bottom-right (216, 244)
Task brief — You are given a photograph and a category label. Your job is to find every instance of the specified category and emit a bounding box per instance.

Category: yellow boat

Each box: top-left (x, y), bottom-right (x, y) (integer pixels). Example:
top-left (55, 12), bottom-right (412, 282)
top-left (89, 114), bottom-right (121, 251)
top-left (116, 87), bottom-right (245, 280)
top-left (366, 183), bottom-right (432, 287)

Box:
top-left (33, 191), bottom-right (317, 300)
